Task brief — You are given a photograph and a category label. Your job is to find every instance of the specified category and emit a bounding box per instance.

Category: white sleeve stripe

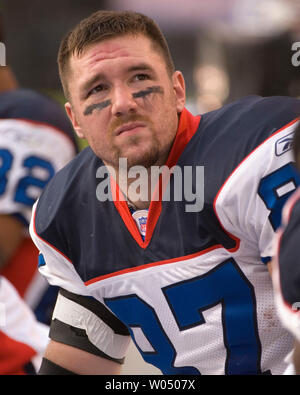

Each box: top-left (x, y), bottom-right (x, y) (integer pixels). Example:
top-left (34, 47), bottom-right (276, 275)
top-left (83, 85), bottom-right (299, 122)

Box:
top-left (53, 292), bottom-right (130, 359)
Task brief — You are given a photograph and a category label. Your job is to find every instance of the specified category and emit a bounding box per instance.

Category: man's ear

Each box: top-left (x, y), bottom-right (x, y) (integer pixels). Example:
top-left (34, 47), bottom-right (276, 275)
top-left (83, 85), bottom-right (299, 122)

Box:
top-left (172, 71), bottom-right (186, 113)
top-left (65, 102), bottom-right (85, 139)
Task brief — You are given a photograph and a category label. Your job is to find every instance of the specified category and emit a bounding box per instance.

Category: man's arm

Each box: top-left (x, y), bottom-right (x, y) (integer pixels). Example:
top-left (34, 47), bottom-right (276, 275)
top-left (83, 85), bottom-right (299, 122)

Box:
top-left (40, 340), bottom-right (122, 375)
top-left (34, 288), bottom-right (131, 375)
top-left (30, 198), bottom-right (131, 375)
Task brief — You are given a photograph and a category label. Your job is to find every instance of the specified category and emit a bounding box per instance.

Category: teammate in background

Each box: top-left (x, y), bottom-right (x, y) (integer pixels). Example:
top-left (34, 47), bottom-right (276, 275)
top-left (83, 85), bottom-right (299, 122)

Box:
top-left (31, 10), bottom-right (300, 375)
top-left (0, 82), bottom-right (78, 324)
top-left (0, 17), bottom-right (78, 373)
top-left (272, 121), bottom-right (300, 375)
top-left (0, 13), bottom-right (78, 319)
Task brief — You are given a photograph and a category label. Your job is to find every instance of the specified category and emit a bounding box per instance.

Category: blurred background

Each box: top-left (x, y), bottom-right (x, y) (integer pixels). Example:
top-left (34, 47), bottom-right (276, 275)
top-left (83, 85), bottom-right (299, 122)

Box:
top-left (2, 0), bottom-right (300, 116)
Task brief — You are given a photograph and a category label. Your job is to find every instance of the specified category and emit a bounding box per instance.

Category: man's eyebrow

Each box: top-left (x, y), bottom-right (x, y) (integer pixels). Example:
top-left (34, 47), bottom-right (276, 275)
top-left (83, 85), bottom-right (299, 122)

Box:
top-left (80, 73), bottom-right (105, 97)
top-left (127, 64), bottom-right (154, 73)
top-left (79, 64), bottom-right (154, 98)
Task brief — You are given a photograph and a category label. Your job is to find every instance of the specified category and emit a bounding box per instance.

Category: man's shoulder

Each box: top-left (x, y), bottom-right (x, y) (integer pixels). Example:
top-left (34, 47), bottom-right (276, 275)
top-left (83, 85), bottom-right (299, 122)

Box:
top-left (38, 146), bottom-right (99, 201)
top-left (194, 95), bottom-right (300, 166)
top-left (32, 147), bottom-right (107, 265)
top-left (190, 96), bottom-right (300, 167)
top-left (34, 147), bottom-right (100, 230)
top-left (0, 88), bottom-right (78, 148)
top-left (183, 96), bottom-right (300, 201)
top-left (201, 95), bottom-right (300, 140)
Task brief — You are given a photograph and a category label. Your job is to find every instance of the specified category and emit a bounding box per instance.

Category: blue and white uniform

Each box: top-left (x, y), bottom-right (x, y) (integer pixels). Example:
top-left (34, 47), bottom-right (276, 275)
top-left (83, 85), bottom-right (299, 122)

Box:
top-left (31, 96), bottom-right (300, 374)
top-left (0, 89), bottom-right (77, 324)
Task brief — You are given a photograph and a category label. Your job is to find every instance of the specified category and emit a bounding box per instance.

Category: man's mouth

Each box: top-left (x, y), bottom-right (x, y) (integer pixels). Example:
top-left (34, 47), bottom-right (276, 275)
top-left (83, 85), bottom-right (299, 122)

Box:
top-left (115, 122), bottom-right (146, 136)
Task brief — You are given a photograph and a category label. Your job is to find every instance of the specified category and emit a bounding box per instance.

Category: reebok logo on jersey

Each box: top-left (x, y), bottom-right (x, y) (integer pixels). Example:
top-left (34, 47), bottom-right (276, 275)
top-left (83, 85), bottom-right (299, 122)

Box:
top-left (275, 132), bottom-right (294, 156)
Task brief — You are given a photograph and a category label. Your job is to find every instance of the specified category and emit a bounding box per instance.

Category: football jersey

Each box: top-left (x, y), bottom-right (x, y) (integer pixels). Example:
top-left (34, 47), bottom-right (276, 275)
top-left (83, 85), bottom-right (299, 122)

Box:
top-left (31, 96), bottom-right (300, 375)
top-left (0, 89), bottom-right (77, 322)
top-left (272, 187), bottom-right (300, 344)
top-left (0, 276), bottom-right (49, 374)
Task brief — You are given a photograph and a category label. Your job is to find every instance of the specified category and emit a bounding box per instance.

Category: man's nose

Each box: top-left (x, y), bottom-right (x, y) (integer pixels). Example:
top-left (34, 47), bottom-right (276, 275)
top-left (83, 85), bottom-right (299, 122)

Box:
top-left (111, 85), bottom-right (138, 117)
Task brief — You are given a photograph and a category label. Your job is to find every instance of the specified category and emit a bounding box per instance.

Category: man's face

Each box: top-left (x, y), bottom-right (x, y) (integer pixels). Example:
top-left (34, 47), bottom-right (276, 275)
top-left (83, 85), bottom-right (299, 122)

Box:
top-left (65, 34), bottom-right (185, 169)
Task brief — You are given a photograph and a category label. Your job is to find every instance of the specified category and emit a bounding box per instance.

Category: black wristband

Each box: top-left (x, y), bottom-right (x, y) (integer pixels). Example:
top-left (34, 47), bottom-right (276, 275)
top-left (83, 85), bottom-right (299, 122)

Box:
top-left (38, 358), bottom-right (77, 375)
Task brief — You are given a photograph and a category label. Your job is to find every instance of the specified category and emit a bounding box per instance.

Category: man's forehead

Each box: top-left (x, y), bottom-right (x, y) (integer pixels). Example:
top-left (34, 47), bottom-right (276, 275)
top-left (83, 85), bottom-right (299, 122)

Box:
top-left (70, 34), bottom-right (157, 69)
top-left (65, 34), bottom-right (168, 98)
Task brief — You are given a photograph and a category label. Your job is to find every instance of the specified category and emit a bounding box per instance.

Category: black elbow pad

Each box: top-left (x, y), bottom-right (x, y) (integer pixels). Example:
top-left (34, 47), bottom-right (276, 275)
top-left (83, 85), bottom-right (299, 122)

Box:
top-left (38, 358), bottom-right (77, 375)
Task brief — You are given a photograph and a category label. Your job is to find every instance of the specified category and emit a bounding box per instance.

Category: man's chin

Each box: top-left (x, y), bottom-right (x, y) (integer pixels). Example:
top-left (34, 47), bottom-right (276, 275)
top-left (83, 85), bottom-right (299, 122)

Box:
top-left (124, 151), bottom-right (160, 169)
top-left (115, 138), bottom-right (159, 169)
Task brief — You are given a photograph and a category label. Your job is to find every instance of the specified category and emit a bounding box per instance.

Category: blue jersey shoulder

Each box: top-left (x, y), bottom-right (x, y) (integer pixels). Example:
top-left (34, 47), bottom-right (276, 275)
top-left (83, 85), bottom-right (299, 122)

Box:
top-left (181, 96), bottom-right (300, 200)
top-left (199, 95), bottom-right (300, 155)
top-left (35, 147), bottom-right (101, 257)
top-left (34, 96), bottom-right (300, 265)
top-left (0, 88), bottom-right (78, 150)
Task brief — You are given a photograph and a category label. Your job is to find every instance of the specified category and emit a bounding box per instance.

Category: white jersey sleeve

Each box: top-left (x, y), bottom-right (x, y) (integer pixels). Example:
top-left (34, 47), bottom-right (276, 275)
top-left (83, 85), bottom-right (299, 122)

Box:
top-left (214, 119), bottom-right (300, 264)
top-left (0, 119), bottom-right (75, 225)
top-left (30, 200), bottom-right (89, 295)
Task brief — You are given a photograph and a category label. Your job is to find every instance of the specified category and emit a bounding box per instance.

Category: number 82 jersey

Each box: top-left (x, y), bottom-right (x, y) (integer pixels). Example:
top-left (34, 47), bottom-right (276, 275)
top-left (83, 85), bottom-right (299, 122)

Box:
top-left (0, 89), bottom-right (76, 225)
top-left (0, 88), bottom-right (77, 317)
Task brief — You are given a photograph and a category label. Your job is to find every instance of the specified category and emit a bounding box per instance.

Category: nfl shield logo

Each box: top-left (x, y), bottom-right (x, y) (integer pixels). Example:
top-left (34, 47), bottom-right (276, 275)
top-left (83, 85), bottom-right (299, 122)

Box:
top-left (132, 209), bottom-right (149, 240)
top-left (138, 216), bottom-right (147, 234)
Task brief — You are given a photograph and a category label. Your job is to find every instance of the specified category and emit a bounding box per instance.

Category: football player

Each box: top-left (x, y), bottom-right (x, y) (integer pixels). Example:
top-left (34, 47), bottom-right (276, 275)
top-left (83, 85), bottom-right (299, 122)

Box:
top-left (0, 84), bottom-right (77, 324)
top-left (0, 16), bottom-right (78, 374)
top-left (30, 10), bottom-right (300, 375)
top-left (272, 121), bottom-right (300, 375)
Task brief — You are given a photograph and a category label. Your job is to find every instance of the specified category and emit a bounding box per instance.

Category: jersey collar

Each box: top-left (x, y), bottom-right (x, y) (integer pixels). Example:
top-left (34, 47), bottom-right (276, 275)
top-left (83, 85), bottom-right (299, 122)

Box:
top-left (111, 108), bottom-right (201, 248)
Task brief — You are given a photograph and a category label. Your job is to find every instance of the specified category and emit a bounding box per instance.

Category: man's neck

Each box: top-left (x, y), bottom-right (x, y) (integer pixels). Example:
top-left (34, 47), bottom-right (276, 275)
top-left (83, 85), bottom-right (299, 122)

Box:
top-left (105, 151), bottom-right (171, 210)
top-left (116, 163), bottom-right (160, 211)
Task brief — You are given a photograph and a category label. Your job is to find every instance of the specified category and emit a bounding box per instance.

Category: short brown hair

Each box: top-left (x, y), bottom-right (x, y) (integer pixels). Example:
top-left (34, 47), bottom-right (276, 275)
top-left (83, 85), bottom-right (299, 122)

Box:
top-left (58, 10), bottom-right (175, 99)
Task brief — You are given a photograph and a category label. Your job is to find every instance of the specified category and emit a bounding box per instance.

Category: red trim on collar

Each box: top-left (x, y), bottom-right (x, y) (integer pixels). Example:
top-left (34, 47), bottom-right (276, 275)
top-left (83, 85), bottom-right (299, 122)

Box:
top-left (112, 109), bottom-right (201, 249)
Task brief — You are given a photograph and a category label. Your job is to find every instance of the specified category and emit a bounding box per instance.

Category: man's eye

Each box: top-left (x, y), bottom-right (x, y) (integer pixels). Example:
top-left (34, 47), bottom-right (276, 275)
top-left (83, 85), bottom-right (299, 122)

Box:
top-left (134, 74), bottom-right (150, 81)
top-left (87, 84), bottom-right (105, 97)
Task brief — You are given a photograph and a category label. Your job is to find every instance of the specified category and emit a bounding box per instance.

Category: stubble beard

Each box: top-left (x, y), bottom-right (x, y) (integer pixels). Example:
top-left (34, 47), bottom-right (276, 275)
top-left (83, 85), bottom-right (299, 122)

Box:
top-left (119, 132), bottom-right (161, 169)
top-left (96, 109), bottom-right (177, 172)
top-left (101, 133), bottom-right (160, 174)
